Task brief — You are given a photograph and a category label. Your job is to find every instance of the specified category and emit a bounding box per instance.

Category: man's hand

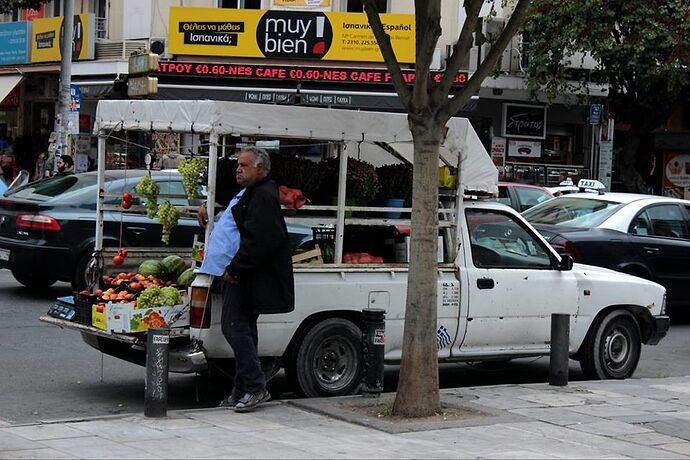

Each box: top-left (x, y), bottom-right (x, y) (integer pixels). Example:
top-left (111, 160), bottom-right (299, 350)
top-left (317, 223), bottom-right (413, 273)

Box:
top-left (223, 270), bottom-right (239, 284)
top-left (197, 203), bottom-right (209, 228)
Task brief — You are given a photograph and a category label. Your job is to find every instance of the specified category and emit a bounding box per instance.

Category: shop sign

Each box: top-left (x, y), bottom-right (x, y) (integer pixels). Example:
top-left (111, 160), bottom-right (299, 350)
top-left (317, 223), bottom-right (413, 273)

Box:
top-left (663, 152), bottom-right (690, 199)
top-left (507, 139), bottom-right (542, 158)
top-left (490, 136), bottom-right (506, 170)
top-left (0, 21), bottom-right (30, 65)
top-left (31, 13), bottom-right (95, 63)
top-left (502, 103), bottom-right (547, 140)
top-left (168, 7), bottom-right (415, 63)
top-left (155, 61), bottom-right (468, 86)
top-left (21, 5), bottom-right (45, 21)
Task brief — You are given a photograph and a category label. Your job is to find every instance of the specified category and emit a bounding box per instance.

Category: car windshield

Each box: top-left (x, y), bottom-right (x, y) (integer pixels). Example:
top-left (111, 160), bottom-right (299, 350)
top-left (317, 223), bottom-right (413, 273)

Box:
top-left (522, 196), bottom-right (624, 228)
top-left (9, 174), bottom-right (100, 202)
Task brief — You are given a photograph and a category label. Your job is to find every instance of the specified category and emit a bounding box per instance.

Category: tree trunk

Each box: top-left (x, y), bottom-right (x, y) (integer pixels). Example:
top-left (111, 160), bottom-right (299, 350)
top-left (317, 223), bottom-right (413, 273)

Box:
top-left (616, 129), bottom-right (646, 193)
top-left (392, 119), bottom-right (444, 417)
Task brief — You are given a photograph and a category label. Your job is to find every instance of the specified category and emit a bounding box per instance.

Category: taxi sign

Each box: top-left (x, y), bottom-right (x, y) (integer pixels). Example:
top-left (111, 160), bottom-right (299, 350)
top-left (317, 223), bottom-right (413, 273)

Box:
top-left (577, 179), bottom-right (606, 193)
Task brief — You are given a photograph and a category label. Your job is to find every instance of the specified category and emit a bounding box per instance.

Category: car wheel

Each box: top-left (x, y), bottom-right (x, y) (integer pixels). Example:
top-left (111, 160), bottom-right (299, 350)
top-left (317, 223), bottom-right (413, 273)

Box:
top-left (11, 268), bottom-right (57, 289)
top-left (72, 252), bottom-right (101, 291)
top-left (288, 318), bottom-right (362, 398)
top-left (579, 310), bottom-right (641, 380)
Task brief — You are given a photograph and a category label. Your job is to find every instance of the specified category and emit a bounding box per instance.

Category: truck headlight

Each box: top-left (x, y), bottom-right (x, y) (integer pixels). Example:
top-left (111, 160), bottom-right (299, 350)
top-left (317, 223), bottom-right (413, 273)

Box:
top-left (661, 292), bottom-right (667, 316)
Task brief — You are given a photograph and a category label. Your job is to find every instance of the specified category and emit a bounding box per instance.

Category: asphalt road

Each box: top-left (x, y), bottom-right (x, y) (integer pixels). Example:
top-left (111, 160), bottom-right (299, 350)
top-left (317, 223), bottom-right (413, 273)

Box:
top-left (1, 269), bottom-right (688, 425)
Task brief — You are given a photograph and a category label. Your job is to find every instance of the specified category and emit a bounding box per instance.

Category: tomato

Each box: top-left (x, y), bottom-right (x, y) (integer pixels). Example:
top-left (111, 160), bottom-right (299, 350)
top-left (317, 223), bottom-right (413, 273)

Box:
top-left (122, 192), bottom-right (133, 203)
top-left (119, 248), bottom-right (128, 258)
top-left (112, 255), bottom-right (125, 266)
top-left (121, 200), bottom-right (132, 210)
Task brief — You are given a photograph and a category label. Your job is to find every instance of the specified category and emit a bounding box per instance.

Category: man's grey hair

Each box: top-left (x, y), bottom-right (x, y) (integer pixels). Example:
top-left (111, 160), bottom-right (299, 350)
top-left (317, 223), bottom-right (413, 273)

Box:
top-left (240, 146), bottom-right (271, 174)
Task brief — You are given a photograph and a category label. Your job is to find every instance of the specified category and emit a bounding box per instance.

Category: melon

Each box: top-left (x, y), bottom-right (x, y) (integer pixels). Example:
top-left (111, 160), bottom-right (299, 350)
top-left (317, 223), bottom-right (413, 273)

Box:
top-left (160, 255), bottom-right (187, 281)
top-left (138, 259), bottom-right (164, 278)
top-left (176, 268), bottom-right (196, 287)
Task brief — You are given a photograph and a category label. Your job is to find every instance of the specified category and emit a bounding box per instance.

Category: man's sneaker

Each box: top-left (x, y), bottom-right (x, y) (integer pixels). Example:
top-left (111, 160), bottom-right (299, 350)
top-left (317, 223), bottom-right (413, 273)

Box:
top-left (233, 389), bottom-right (271, 412)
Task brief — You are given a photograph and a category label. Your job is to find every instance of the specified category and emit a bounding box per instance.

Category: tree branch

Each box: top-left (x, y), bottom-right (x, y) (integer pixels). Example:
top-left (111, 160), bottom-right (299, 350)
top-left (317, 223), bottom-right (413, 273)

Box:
top-left (362, 0), bottom-right (411, 108)
top-left (441, 0), bottom-right (532, 119)
top-left (438, 0), bottom-right (483, 96)
top-left (412, 0), bottom-right (441, 111)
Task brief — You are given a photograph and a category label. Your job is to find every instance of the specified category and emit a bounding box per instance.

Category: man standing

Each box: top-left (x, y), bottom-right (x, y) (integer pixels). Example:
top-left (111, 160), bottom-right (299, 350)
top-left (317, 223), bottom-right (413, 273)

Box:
top-left (202, 147), bottom-right (294, 412)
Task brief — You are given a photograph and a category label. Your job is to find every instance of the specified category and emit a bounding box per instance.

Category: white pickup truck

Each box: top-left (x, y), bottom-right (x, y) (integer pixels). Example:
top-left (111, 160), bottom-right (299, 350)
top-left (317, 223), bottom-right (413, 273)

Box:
top-left (42, 100), bottom-right (669, 398)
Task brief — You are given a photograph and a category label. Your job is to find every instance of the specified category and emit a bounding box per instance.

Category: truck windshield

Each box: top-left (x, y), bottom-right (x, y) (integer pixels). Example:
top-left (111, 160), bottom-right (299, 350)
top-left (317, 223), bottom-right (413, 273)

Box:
top-left (522, 196), bottom-right (624, 228)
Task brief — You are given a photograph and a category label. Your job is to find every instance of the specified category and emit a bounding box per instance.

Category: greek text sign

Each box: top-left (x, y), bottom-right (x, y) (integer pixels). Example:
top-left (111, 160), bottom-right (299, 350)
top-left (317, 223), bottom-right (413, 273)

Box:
top-left (31, 13), bottom-right (95, 63)
top-left (502, 103), bottom-right (547, 140)
top-left (0, 21), bottom-right (30, 65)
top-left (168, 7), bottom-right (414, 63)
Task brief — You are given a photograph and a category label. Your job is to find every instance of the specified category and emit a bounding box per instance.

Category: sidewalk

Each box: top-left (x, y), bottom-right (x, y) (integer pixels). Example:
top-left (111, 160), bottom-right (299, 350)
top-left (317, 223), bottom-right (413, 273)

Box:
top-left (3, 376), bottom-right (690, 459)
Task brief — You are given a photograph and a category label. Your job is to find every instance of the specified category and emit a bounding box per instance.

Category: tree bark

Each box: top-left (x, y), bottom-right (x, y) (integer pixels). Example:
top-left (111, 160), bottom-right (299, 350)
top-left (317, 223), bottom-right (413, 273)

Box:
top-left (392, 118), bottom-right (444, 417)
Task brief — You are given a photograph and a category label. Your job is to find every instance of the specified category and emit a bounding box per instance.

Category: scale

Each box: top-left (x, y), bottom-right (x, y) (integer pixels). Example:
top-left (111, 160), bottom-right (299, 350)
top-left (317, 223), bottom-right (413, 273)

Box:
top-left (47, 296), bottom-right (76, 321)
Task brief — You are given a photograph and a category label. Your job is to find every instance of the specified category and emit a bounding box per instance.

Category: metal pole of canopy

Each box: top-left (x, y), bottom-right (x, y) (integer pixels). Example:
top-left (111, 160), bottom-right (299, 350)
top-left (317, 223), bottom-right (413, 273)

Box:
top-left (95, 133), bottom-right (106, 252)
top-left (335, 143), bottom-right (347, 264)
top-left (205, 132), bottom-right (219, 243)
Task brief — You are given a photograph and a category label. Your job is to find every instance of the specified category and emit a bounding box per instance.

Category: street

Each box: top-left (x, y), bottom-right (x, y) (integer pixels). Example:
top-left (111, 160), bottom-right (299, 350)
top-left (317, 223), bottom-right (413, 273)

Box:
top-left (1, 268), bottom-right (688, 425)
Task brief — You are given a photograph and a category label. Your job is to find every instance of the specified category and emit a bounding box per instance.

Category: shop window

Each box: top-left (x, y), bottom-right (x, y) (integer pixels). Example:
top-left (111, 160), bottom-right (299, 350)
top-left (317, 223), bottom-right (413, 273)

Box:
top-left (219, 0), bottom-right (261, 8)
top-left (346, 0), bottom-right (388, 12)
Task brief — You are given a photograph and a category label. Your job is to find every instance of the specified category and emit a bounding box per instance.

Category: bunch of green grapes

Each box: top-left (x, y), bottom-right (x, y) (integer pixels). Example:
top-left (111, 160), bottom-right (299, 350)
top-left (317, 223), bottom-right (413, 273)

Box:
top-left (137, 286), bottom-right (163, 308)
top-left (177, 158), bottom-right (206, 200)
top-left (135, 175), bottom-right (160, 218)
top-left (160, 286), bottom-right (183, 306)
top-left (156, 201), bottom-right (180, 245)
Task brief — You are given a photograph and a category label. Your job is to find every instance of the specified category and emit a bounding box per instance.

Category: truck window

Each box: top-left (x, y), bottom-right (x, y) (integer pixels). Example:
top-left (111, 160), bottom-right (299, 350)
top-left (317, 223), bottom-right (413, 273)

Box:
top-left (466, 209), bottom-right (552, 269)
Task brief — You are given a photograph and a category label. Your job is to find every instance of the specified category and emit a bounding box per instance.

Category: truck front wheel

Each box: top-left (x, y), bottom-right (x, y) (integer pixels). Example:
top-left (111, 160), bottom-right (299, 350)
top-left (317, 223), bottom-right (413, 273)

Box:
top-left (288, 318), bottom-right (362, 398)
top-left (579, 310), bottom-right (641, 380)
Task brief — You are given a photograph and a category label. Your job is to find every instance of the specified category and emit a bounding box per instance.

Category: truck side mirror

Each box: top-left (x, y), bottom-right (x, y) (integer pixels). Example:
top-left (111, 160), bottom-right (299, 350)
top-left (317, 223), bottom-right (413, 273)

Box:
top-left (557, 255), bottom-right (574, 271)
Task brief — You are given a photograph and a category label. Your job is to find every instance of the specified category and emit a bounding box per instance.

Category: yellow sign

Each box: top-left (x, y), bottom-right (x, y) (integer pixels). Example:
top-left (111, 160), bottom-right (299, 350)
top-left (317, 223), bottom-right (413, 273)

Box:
top-left (273, 0), bottom-right (331, 6)
top-left (31, 13), bottom-right (95, 63)
top-left (168, 7), bottom-right (414, 63)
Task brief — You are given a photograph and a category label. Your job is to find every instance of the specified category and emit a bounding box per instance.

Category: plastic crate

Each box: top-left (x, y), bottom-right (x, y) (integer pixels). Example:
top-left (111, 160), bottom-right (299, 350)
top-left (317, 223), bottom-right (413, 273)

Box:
top-left (73, 292), bottom-right (100, 325)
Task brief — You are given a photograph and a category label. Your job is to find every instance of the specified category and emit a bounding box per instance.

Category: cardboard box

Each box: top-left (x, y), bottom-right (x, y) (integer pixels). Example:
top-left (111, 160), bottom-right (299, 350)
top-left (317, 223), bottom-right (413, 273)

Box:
top-left (105, 302), bottom-right (190, 333)
top-left (395, 236), bottom-right (445, 263)
top-left (92, 304), bottom-right (107, 330)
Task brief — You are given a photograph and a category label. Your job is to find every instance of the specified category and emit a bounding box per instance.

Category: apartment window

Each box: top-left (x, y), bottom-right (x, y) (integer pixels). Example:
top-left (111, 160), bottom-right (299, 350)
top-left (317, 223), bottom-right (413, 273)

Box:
top-left (346, 0), bottom-right (388, 12)
top-left (219, 0), bottom-right (262, 8)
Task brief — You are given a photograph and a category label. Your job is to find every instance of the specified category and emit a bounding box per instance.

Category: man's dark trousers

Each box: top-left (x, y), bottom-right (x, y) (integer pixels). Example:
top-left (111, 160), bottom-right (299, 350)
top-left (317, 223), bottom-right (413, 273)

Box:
top-left (221, 282), bottom-right (266, 394)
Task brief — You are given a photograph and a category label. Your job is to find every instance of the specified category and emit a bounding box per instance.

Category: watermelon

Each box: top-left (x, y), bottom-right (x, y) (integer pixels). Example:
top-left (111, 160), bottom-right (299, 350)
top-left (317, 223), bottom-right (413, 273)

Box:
top-left (160, 255), bottom-right (187, 281)
top-left (176, 268), bottom-right (196, 287)
top-left (138, 259), bottom-right (164, 278)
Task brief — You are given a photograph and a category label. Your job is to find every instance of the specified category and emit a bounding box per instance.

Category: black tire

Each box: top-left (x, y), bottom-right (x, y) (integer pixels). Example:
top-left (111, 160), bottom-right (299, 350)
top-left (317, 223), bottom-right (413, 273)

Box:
top-left (288, 318), bottom-right (362, 398)
top-left (11, 268), bottom-right (57, 289)
top-left (72, 252), bottom-right (93, 291)
top-left (579, 310), bottom-right (641, 380)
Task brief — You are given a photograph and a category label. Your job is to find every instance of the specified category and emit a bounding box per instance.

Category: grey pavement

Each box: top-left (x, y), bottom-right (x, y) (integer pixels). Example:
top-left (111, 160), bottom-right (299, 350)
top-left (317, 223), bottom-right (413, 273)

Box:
top-left (5, 377), bottom-right (690, 459)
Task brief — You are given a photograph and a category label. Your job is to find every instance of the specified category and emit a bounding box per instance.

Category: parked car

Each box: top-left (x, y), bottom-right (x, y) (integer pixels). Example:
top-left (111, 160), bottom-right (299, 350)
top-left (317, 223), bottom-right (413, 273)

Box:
top-left (0, 170), bottom-right (312, 290)
top-left (522, 192), bottom-right (690, 314)
top-left (497, 182), bottom-right (553, 212)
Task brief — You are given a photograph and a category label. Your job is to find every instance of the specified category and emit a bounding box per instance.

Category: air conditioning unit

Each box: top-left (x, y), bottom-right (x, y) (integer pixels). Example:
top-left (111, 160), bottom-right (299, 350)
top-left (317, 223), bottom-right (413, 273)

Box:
top-left (479, 16), bottom-right (511, 73)
top-left (149, 38), bottom-right (171, 59)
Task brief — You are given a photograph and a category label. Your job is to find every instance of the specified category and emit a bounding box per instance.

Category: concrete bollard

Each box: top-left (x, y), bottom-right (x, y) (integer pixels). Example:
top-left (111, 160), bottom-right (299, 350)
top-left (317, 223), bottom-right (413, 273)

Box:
top-left (361, 308), bottom-right (386, 397)
top-left (145, 328), bottom-right (170, 417)
top-left (549, 314), bottom-right (570, 386)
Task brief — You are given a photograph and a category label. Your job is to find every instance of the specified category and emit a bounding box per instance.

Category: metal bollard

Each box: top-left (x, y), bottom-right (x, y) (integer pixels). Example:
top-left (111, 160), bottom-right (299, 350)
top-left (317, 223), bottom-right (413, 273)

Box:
top-left (549, 314), bottom-right (570, 386)
top-left (361, 308), bottom-right (386, 397)
top-left (145, 328), bottom-right (170, 417)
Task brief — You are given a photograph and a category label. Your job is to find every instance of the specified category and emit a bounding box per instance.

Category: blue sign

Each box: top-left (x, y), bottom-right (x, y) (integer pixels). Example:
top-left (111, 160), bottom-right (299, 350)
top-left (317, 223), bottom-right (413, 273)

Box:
top-left (0, 22), bottom-right (30, 65)
top-left (69, 84), bottom-right (81, 111)
top-left (589, 104), bottom-right (603, 125)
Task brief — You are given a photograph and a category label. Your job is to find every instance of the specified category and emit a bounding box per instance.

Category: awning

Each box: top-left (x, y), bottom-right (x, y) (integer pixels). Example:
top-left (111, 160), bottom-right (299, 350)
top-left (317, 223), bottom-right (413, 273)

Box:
top-left (0, 74), bottom-right (22, 104)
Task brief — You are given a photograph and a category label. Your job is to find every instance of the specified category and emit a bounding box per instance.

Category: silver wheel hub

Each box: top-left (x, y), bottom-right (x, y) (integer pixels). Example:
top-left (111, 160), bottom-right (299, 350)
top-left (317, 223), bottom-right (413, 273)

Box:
top-left (604, 329), bottom-right (629, 366)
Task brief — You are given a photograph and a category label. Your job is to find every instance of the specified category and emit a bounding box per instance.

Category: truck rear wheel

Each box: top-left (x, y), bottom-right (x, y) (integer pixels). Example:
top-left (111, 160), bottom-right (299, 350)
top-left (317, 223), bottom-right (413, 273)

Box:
top-left (579, 310), bottom-right (641, 379)
top-left (288, 318), bottom-right (362, 397)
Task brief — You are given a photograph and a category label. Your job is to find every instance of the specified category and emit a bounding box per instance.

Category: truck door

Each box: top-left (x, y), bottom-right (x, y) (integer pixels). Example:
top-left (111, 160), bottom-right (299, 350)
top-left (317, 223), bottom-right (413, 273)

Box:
top-left (454, 207), bottom-right (578, 356)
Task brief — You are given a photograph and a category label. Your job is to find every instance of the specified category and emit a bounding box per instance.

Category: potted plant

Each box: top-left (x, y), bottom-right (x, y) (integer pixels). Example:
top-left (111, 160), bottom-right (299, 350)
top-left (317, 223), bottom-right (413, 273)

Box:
top-left (319, 157), bottom-right (379, 206)
top-left (376, 163), bottom-right (413, 218)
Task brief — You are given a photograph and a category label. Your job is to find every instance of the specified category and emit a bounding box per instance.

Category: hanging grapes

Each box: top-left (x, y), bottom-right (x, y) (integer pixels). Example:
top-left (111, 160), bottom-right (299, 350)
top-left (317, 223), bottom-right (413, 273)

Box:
top-left (156, 201), bottom-right (180, 245)
top-left (135, 175), bottom-right (160, 218)
top-left (177, 157), bottom-right (206, 200)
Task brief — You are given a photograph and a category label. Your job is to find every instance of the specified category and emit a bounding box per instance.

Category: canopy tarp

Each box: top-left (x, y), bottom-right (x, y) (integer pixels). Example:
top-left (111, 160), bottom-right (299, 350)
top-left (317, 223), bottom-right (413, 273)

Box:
top-left (94, 100), bottom-right (497, 194)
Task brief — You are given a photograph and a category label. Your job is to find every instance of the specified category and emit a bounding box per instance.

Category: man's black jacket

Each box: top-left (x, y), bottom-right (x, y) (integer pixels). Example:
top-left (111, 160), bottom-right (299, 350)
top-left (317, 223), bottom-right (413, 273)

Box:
top-left (225, 177), bottom-right (295, 314)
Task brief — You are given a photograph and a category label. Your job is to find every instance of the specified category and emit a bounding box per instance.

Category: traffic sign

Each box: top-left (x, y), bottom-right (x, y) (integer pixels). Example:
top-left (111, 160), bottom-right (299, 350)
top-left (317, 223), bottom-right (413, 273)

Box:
top-left (128, 52), bottom-right (159, 75)
top-left (589, 104), bottom-right (602, 125)
top-left (127, 76), bottom-right (158, 97)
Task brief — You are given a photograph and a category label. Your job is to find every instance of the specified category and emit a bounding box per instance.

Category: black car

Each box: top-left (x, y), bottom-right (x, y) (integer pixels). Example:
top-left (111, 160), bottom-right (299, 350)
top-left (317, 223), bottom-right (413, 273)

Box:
top-left (0, 170), bottom-right (312, 290)
top-left (522, 192), bottom-right (690, 314)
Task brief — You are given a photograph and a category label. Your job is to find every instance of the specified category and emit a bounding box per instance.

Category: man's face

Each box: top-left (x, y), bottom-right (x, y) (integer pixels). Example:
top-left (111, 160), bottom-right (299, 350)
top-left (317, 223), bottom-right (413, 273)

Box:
top-left (56, 158), bottom-right (65, 172)
top-left (236, 151), bottom-right (264, 187)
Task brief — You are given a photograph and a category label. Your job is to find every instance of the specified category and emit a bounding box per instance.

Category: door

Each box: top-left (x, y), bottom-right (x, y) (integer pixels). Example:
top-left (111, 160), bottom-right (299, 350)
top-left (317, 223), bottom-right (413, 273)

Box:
top-left (629, 204), bottom-right (690, 308)
top-left (455, 207), bottom-right (579, 356)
